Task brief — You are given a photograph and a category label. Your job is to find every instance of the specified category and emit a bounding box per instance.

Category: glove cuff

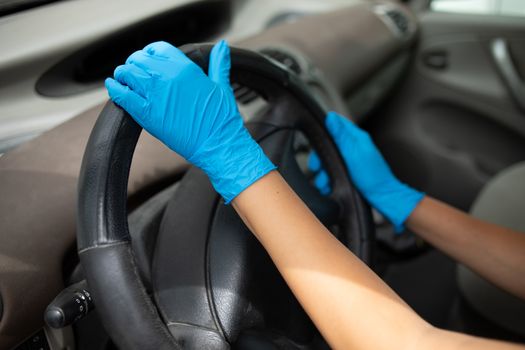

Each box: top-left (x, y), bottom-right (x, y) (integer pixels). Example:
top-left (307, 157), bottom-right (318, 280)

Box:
top-left (189, 127), bottom-right (276, 203)
top-left (369, 183), bottom-right (424, 233)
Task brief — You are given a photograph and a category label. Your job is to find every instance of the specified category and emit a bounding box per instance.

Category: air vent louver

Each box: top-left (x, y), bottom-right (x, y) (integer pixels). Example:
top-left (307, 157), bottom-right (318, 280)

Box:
top-left (232, 48), bottom-right (303, 105)
top-left (385, 9), bottom-right (409, 35)
top-left (232, 82), bottom-right (260, 105)
top-left (260, 48), bottom-right (302, 75)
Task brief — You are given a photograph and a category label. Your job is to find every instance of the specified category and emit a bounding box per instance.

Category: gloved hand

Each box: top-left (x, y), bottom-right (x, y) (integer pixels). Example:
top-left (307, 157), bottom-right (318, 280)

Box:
top-left (105, 40), bottom-right (276, 203)
top-left (309, 112), bottom-right (424, 232)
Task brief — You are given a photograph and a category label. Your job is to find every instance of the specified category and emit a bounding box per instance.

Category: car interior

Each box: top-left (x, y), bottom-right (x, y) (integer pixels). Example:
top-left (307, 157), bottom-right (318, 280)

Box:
top-left (0, 0), bottom-right (524, 349)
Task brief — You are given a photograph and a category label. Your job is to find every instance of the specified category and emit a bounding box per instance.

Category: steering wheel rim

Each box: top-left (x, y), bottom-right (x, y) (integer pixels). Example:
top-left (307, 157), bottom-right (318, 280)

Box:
top-left (77, 43), bottom-right (373, 349)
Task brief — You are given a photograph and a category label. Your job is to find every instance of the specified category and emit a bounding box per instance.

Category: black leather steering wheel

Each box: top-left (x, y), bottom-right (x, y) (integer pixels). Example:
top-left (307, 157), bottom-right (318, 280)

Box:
top-left (77, 44), bottom-right (374, 349)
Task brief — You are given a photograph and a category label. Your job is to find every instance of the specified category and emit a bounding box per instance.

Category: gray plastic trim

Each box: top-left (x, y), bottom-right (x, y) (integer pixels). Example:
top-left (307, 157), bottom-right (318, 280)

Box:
top-left (491, 38), bottom-right (525, 112)
top-left (45, 325), bottom-right (75, 350)
top-left (373, 3), bottom-right (416, 40)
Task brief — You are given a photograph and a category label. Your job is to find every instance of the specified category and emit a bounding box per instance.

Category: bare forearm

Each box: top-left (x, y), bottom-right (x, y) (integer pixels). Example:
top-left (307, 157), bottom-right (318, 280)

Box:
top-left (406, 196), bottom-right (525, 299)
top-left (233, 171), bottom-right (432, 349)
top-left (232, 172), bottom-right (524, 349)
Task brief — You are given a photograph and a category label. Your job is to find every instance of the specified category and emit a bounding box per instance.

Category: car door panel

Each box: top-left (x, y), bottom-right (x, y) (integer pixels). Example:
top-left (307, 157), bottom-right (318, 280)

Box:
top-left (368, 11), bottom-right (525, 210)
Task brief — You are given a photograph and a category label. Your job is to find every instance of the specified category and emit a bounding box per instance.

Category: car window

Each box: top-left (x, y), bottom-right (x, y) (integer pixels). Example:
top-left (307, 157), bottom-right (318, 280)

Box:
top-left (431, 0), bottom-right (525, 17)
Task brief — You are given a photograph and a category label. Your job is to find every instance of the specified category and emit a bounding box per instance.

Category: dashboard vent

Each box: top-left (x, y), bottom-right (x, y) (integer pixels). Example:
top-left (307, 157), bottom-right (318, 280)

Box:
top-left (374, 4), bottom-right (413, 39)
top-left (232, 82), bottom-right (260, 105)
top-left (260, 48), bottom-right (302, 75)
top-left (35, 1), bottom-right (231, 97)
top-left (385, 9), bottom-right (409, 35)
top-left (231, 48), bottom-right (303, 105)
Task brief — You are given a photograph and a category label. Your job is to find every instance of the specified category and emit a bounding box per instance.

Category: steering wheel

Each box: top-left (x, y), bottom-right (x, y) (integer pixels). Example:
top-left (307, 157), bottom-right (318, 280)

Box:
top-left (77, 44), bottom-right (374, 349)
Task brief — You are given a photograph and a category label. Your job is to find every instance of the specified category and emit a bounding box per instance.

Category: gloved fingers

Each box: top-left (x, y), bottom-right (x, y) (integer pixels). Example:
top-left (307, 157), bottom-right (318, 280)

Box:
top-left (105, 78), bottom-right (148, 125)
top-left (126, 48), bottom-right (196, 79)
top-left (143, 41), bottom-right (188, 61)
top-left (314, 170), bottom-right (331, 195)
top-left (308, 151), bottom-right (332, 195)
top-left (125, 50), bottom-right (167, 76)
top-left (325, 111), bottom-right (371, 147)
top-left (326, 111), bottom-right (357, 126)
top-left (307, 151), bottom-right (322, 173)
top-left (328, 111), bottom-right (364, 134)
top-left (325, 111), bottom-right (348, 144)
top-left (208, 40), bottom-right (232, 90)
top-left (114, 64), bottom-right (151, 98)
top-left (126, 50), bottom-right (153, 71)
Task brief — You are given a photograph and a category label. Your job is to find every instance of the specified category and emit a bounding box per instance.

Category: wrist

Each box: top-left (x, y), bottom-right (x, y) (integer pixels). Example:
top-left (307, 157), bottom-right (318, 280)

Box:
top-left (189, 127), bottom-right (276, 203)
top-left (368, 181), bottom-right (424, 233)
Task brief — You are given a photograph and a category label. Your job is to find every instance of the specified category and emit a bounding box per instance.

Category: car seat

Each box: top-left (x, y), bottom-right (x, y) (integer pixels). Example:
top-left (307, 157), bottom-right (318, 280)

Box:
top-left (455, 161), bottom-right (525, 339)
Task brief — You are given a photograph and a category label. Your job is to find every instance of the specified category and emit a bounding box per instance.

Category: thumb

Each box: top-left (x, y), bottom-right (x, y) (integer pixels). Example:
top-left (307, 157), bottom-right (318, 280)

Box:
top-left (325, 111), bottom-right (348, 144)
top-left (326, 112), bottom-right (362, 143)
top-left (208, 40), bottom-right (231, 88)
top-left (308, 151), bottom-right (322, 173)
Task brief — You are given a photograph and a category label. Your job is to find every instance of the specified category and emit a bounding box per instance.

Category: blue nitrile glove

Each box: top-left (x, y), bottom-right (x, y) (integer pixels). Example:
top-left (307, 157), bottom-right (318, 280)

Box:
top-left (309, 112), bottom-right (424, 232)
top-left (105, 40), bottom-right (276, 203)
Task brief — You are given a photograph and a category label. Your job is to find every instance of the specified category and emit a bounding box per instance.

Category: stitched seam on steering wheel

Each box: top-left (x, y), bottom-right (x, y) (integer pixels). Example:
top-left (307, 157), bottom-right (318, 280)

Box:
top-left (204, 195), bottom-right (229, 341)
top-left (77, 240), bottom-right (129, 254)
top-left (165, 321), bottom-right (223, 332)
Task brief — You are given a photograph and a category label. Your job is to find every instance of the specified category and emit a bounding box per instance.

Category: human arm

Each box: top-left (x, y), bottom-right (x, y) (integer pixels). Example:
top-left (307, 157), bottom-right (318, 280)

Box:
top-left (105, 40), bottom-right (275, 202)
top-left (105, 40), bottom-right (524, 349)
top-left (315, 112), bottom-right (525, 300)
top-left (309, 112), bottom-right (424, 233)
top-left (407, 196), bottom-right (525, 299)
top-left (232, 171), bottom-right (524, 350)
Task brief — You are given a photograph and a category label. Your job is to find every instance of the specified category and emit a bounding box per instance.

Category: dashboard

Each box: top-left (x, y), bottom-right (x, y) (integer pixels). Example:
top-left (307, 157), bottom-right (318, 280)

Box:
top-left (0, 0), bottom-right (418, 348)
